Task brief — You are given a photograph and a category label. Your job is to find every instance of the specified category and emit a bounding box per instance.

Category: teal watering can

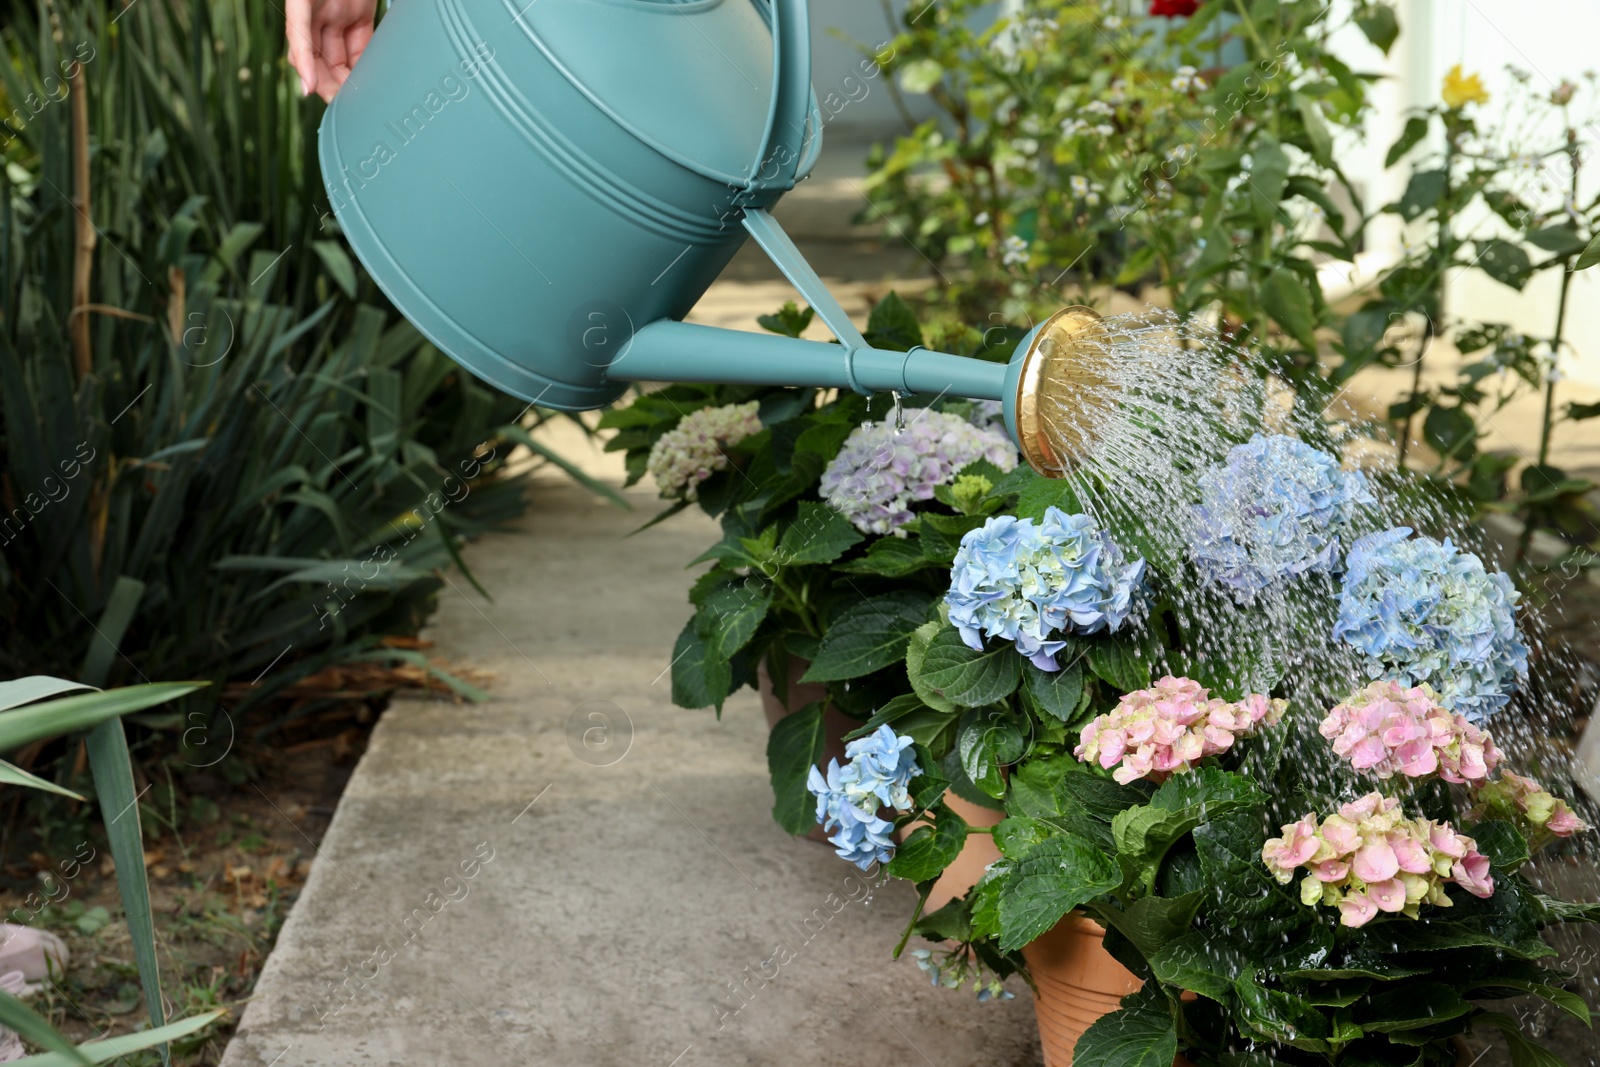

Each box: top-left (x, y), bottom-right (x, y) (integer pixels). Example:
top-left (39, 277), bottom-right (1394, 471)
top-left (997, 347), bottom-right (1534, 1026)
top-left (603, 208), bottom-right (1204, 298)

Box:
top-left (317, 0), bottom-right (1105, 474)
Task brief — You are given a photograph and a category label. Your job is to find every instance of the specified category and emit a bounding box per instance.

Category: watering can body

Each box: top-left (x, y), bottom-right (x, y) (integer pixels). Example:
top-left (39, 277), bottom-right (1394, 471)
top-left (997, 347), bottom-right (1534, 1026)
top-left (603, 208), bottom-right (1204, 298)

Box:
top-left (319, 0), bottom-right (1079, 473)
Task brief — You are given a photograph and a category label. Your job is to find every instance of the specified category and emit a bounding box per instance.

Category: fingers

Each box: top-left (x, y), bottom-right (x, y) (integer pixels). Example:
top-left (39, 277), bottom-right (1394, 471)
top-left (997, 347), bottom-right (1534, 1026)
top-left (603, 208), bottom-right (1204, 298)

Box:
top-left (284, 0), bottom-right (316, 96)
top-left (344, 21), bottom-right (374, 73)
top-left (320, 23), bottom-right (349, 74)
top-left (314, 54), bottom-right (345, 103)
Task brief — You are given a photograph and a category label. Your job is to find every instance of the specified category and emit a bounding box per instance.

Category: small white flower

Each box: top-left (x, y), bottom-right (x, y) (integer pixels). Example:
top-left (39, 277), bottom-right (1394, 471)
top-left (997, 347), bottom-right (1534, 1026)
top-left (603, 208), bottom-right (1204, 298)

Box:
top-left (1084, 100), bottom-right (1115, 118)
top-left (1060, 117), bottom-right (1088, 138)
top-left (1001, 234), bottom-right (1030, 267)
top-left (974, 211), bottom-right (991, 227)
top-left (1102, 14), bottom-right (1123, 30)
top-left (1069, 175), bottom-right (1102, 206)
top-left (1171, 65), bottom-right (1205, 92)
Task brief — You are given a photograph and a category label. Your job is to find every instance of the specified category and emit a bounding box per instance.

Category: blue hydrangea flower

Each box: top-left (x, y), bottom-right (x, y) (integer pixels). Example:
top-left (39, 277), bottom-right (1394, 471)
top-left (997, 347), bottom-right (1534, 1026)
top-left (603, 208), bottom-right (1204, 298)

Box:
top-left (1333, 527), bottom-right (1528, 723)
top-left (946, 507), bottom-right (1147, 671)
top-left (807, 727), bottom-right (921, 870)
top-left (1191, 434), bottom-right (1373, 600)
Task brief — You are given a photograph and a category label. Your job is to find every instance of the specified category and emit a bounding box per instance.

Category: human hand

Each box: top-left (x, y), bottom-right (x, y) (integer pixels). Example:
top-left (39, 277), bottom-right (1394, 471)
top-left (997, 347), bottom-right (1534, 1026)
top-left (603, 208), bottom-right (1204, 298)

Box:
top-left (285, 0), bottom-right (379, 103)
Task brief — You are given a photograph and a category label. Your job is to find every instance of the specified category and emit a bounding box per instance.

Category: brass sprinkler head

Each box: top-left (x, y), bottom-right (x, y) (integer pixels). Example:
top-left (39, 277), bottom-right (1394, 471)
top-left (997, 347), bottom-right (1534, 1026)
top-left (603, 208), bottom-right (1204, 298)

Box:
top-left (1008, 306), bottom-right (1116, 478)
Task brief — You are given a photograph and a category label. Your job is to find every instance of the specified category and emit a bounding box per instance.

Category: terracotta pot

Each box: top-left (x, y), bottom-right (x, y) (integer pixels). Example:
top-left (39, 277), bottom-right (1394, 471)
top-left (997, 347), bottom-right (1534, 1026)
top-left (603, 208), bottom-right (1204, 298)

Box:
top-left (756, 657), bottom-right (856, 844)
top-left (1022, 913), bottom-right (1144, 1067)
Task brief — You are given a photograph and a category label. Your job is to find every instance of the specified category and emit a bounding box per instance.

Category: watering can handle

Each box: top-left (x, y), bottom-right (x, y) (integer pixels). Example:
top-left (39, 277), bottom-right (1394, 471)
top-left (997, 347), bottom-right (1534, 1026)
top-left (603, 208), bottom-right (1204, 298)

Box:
top-left (749, 0), bottom-right (816, 189)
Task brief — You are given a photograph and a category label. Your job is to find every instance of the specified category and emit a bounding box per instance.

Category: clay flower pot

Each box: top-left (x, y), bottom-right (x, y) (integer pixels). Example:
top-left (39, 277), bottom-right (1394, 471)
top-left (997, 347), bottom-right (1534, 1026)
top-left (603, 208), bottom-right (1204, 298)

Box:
top-left (1022, 913), bottom-right (1144, 1067)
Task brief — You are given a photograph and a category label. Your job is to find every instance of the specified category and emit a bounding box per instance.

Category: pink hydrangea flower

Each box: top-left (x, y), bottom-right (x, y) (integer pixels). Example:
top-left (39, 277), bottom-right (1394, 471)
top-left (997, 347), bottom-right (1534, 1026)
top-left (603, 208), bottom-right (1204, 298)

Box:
top-left (1469, 771), bottom-right (1590, 850)
top-left (1262, 791), bottom-right (1492, 927)
top-left (1074, 677), bottom-right (1285, 785)
top-left (1319, 681), bottom-right (1502, 784)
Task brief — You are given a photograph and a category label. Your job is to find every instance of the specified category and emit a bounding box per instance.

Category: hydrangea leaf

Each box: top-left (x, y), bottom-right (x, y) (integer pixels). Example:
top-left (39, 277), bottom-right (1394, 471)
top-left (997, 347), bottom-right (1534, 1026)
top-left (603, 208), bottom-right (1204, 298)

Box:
top-left (842, 692), bottom-right (930, 742)
top-left (1357, 982), bottom-right (1472, 1033)
top-left (802, 591), bottom-right (934, 682)
top-left (670, 618), bottom-right (732, 712)
top-left (905, 621), bottom-right (959, 714)
top-left (887, 804), bottom-right (969, 882)
top-left (1023, 659), bottom-right (1084, 721)
top-left (920, 626), bottom-right (1024, 707)
top-left (1474, 1013), bottom-right (1565, 1067)
top-left (1097, 891), bottom-right (1204, 962)
top-left (1470, 819), bottom-right (1529, 873)
top-left (1071, 989), bottom-right (1178, 1067)
top-left (1193, 813), bottom-right (1309, 936)
top-left (777, 502), bottom-right (863, 566)
top-left (993, 815), bottom-right (1052, 860)
top-left (995, 834), bottom-right (1121, 952)
top-left (767, 701), bottom-right (826, 836)
top-left (1088, 634), bottom-right (1153, 693)
top-left (1014, 478), bottom-right (1083, 521)
top-left (1234, 966), bottom-right (1333, 1052)
top-left (695, 582), bottom-right (771, 661)
top-left (836, 536), bottom-right (940, 577)
top-left (1111, 769), bottom-right (1264, 892)
top-left (1147, 929), bottom-right (1241, 1004)
top-left (956, 707), bottom-right (1026, 798)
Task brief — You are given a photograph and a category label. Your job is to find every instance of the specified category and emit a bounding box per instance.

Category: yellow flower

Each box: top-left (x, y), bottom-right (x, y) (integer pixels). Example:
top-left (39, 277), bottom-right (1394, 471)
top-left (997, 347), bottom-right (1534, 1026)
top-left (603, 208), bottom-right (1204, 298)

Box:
top-left (1441, 65), bottom-right (1489, 109)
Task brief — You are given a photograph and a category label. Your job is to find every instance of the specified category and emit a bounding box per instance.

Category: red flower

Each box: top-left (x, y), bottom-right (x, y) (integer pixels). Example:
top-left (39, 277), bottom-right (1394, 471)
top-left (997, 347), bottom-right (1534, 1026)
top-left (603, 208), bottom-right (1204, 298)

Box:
top-left (1150, 0), bottom-right (1200, 16)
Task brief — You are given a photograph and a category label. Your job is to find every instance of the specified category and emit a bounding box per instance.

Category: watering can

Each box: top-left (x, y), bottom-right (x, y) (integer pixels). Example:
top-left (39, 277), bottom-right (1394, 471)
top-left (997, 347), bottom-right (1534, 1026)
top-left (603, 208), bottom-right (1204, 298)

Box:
top-left (317, 0), bottom-right (1104, 475)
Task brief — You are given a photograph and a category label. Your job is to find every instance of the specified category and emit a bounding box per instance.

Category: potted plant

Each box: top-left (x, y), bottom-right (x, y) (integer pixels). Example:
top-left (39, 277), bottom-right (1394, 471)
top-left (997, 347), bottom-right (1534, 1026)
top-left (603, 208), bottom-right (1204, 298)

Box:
top-left (800, 429), bottom-right (1598, 1065)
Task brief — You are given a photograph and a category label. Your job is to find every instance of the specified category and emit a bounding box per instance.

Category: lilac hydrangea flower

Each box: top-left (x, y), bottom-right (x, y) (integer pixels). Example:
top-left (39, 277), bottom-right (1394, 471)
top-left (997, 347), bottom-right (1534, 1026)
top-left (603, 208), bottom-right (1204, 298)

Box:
top-left (807, 726), bottom-right (921, 869)
top-left (821, 411), bottom-right (1018, 537)
top-left (1333, 527), bottom-right (1528, 723)
top-left (946, 507), bottom-right (1147, 671)
top-left (1191, 434), bottom-right (1373, 599)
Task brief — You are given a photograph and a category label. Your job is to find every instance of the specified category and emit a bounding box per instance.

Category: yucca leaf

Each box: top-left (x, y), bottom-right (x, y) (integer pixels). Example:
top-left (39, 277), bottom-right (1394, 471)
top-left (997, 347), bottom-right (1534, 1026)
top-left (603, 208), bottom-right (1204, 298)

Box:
top-left (8, 1009), bottom-right (225, 1066)
top-left (0, 990), bottom-right (91, 1065)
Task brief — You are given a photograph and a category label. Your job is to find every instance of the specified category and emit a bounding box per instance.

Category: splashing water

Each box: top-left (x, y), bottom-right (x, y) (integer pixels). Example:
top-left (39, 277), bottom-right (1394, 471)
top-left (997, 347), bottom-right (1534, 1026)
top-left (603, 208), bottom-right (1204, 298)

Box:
top-left (1025, 307), bottom-right (1598, 1013)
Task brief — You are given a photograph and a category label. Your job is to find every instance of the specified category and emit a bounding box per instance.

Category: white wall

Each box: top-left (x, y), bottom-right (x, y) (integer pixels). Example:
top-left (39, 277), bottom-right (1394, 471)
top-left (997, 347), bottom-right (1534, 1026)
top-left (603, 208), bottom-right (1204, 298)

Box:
top-left (808, 0), bottom-right (936, 138)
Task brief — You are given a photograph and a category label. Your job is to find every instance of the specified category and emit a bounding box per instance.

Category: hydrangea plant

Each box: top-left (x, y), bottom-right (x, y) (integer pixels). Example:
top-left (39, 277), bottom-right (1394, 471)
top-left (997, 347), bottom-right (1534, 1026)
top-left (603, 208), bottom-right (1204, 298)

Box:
top-left (1334, 528), bottom-right (1529, 722)
top-left (807, 726), bottom-right (921, 869)
top-left (645, 400), bottom-right (763, 501)
top-left (820, 410), bottom-right (1018, 536)
top-left (1189, 433), bottom-right (1373, 599)
top-left (947, 507), bottom-right (1147, 669)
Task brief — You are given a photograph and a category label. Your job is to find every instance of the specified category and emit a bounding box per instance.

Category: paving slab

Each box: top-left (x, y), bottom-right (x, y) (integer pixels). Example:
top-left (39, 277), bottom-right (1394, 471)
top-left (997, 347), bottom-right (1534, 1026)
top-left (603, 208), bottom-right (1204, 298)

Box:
top-left (221, 468), bottom-right (1042, 1066)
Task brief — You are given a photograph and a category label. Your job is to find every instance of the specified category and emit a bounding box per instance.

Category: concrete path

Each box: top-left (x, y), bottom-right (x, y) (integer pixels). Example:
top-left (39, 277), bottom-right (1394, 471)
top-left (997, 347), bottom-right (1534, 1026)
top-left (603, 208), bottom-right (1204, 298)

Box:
top-left (220, 468), bottom-right (1042, 1066)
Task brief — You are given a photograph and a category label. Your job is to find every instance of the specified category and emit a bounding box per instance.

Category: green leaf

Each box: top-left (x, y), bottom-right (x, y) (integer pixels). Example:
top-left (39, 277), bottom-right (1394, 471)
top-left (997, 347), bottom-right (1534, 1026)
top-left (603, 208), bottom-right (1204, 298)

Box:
top-left (957, 707), bottom-right (1026, 797)
top-left (767, 701), bottom-right (826, 835)
top-left (1422, 404), bottom-right (1477, 460)
top-left (8, 1010), bottom-right (224, 1067)
top-left (1476, 239), bottom-right (1533, 290)
top-left (802, 591), bottom-right (933, 682)
top-left (1072, 993), bottom-right (1178, 1067)
top-left (1359, 982), bottom-right (1472, 1032)
top-left (0, 676), bottom-right (92, 711)
top-left (1355, 3), bottom-right (1399, 53)
top-left (843, 693), bottom-right (932, 740)
top-left (778, 503), bottom-right (864, 565)
top-left (1397, 170), bottom-right (1447, 220)
top-left (88, 719), bottom-right (165, 1042)
top-left (1194, 813), bottom-right (1308, 935)
top-left (1471, 980), bottom-right (1590, 1026)
top-left (0, 683), bottom-right (203, 752)
top-left (757, 301), bottom-right (815, 338)
top-left (670, 618), bottom-right (732, 711)
top-left (695, 582), bottom-right (771, 660)
top-left (1097, 892), bottom-right (1202, 960)
top-left (1262, 266), bottom-right (1320, 353)
top-left (1015, 478), bottom-right (1083, 521)
top-left (1088, 636), bottom-right (1152, 693)
top-left (1474, 1013), bottom-right (1565, 1067)
top-left (1024, 661), bottom-right (1084, 722)
top-left (0, 758), bottom-right (84, 800)
top-left (1526, 225), bottom-right (1588, 255)
top-left (837, 536), bottom-right (937, 577)
top-left (1235, 967), bottom-right (1331, 1051)
top-left (1148, 929), bottom-right (1241, 1003)
top-left (994, 816), bottom-right (1053, 859)
top-left (313, 240), bottom-right (359, 298)
top-left (897, 58), bottom-right (944, 95)
top-left (905, 621), bottom-right (958, 714)
top-left (1248, 140), bottom-right (1291, 216)
top-left (1295, 96), bottom-right (1332, 166)
top-left (865, 291), bottom-right (924, 351)
top-left (1471, 819), bottom-right (1529, 872)
top-left (1112, 768), bottom-right (1264, 890)
top-left (1575, 232), bottom-right (1600, 271)
top-left (919, 627), bottom-right (1024, 707)
top-left (888, 805), bottom-right (970, 882)
top-left (996, 835), bottom-right (1121, 951)
top-left (0, 990), bottom-right (92, 1065)
top-left (1384, 115), bottom-right (1429, 167)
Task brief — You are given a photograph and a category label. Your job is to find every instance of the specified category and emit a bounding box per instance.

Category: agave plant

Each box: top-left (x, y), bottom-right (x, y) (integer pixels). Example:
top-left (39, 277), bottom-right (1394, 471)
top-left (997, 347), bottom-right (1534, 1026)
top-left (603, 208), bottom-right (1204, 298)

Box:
top-left (0, 675), bottom-right (223, 1064)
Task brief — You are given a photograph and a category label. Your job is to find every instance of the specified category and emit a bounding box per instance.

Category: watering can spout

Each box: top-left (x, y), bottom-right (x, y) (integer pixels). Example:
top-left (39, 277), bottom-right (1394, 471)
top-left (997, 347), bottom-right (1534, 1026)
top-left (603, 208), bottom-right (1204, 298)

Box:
top-left (315, 0), bottom-right (1107, 475)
